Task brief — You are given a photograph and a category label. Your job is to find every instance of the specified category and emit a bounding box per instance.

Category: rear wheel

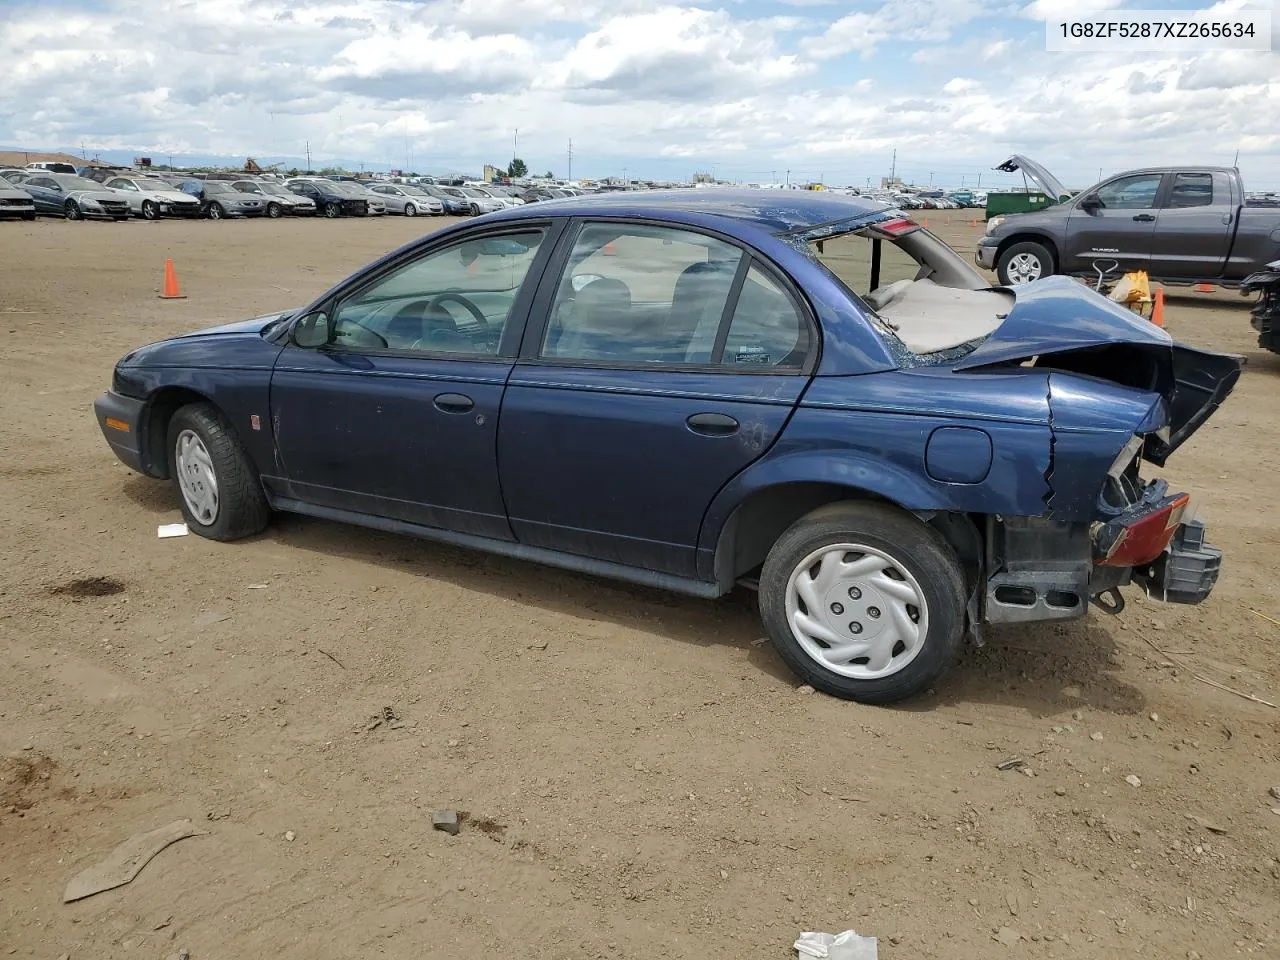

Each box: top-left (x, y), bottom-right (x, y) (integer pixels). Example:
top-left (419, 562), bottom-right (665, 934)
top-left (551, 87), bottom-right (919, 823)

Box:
top-left (266, 202), bottom-right (282, 218)
top-left (759, 502), bottom-right (966, 704)
top-left (469, 204), bottom-right (480, 216)
top-left (65, 201), bottom-right (82, 221)
top-left (323, 203), bottom-right (340, 219)
top-left (141, 199), bottom-right (160, 220)
top-left (997, 241), bottom-right (1055, 285)
top-left (166, 403), bottom-right (270, 541)
top-left (403, 202), bottom-right (418, 217)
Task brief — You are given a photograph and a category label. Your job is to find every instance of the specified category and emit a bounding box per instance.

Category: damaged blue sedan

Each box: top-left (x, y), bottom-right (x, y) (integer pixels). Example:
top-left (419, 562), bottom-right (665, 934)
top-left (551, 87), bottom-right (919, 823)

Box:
top-left (93, 191), bottom-right (1241, 703)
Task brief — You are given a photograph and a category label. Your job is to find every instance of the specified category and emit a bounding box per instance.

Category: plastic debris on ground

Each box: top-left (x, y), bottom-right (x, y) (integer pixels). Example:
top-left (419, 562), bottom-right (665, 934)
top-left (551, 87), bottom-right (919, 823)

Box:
top-left (794, 930), bottom-right (878, 960)
top-left (157, 523), bottom-right (189, 539)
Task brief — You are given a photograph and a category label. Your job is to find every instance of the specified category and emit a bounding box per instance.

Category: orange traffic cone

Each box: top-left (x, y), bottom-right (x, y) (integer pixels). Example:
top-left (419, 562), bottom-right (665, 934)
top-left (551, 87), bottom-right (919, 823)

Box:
top-left (602, 241), bottom-right (617, 256)
top-left (1150, 288), bottom-right (1165, 328)
top-left (970, 218), bottom-right (978, 227)
top-left (159, 258), bottom-right (185, 299)
top-left (1193, 282), bottom-right (1213, 293)
top-left (922, 217), bottom-right (929, 228)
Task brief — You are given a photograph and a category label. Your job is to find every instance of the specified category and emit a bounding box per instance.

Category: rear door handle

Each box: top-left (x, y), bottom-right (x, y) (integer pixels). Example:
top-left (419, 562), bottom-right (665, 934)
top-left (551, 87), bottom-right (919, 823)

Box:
top-left (433, 392), bottom-right (474, 414)
top-left (1132, 214), bottom-right (1155, 222)
top-left (687, 412), bottom-right (739, 436)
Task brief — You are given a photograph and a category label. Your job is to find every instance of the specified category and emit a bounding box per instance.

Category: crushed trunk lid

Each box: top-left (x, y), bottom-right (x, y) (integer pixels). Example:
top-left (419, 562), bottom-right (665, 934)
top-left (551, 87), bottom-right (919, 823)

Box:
top-left (953, 276), bottom-right (1243, 465)
top-left (994, 155), bottom-right (1070, 202)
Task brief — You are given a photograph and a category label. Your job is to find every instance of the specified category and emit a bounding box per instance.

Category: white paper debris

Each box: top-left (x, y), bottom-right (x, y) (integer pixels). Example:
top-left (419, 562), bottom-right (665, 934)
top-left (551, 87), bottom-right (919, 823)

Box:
top-left (795, 930), bottom-right (878, 960)
top-left (157, 523), bottom-right (189, 539)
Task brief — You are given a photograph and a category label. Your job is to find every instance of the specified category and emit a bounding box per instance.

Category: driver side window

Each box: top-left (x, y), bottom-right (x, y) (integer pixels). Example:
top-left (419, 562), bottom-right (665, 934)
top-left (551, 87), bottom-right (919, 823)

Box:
top-left (1094, 174), bottom-right (1163, 210)
top-left (330, 230), bottom-right (546, 356)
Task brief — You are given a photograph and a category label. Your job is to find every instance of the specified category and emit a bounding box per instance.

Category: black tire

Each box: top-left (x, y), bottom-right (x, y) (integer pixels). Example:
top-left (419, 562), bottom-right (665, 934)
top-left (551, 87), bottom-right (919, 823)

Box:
top-left (758, 501), bottom-right (965, 704)
top-left (65, 201), bottom-right (82, 221)
top-left (208, 202), bottom-right (225, 221)
top-left (469, 204), bottom-right (480, 216)
top-left (403, 202), bottom-right (418, 217)
top-left (141, 199), bottom-right (159, 220)
top-left (165, 403), bottom-right (269, 541)
top-left (323, 203), bottom-right (340, 219)
top-left (22, 213), bottom-right (35, 221)
top-left (996, 240), bottom-right (1055, 286)
top-left (266, 202), bottom-right (282, 219)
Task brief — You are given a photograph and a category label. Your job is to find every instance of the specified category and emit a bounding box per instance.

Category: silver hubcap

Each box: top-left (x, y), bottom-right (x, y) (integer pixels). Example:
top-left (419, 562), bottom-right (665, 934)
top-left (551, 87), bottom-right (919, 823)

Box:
top-left (784, 543), bottom-right (929, 680)
top-left (1006, 252), bottom-right (1043, 284)
top-left (175, 430), bottom-right (219, 525)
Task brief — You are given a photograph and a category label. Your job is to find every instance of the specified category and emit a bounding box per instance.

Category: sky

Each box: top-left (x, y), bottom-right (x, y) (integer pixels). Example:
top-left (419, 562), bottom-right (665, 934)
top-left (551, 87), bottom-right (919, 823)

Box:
top-left (0, 0), bottom-right (1277, 189)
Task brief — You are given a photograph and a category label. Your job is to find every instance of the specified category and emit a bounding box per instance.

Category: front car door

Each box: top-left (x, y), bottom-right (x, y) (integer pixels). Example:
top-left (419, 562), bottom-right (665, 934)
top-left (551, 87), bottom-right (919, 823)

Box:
top-left (1149, 171), bottom-right (1236, 279)
top-left (268, 223), bottom-right (560, 539)
top-left (497, 220), bottom-right (815, 578)
top-left (106, 178), bottom-right (141, 212)
top-left (1064, 172), bottom-right (1166, 273)
top-left (22, 177), bottom-right (61, 214)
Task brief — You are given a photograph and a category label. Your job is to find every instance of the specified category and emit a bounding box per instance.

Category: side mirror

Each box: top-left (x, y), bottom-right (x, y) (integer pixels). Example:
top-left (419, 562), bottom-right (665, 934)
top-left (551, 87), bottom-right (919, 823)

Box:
top-left (1079, 194), bottom-right (1101, 211)
top-left (292, 312), bottom-right (330, 348)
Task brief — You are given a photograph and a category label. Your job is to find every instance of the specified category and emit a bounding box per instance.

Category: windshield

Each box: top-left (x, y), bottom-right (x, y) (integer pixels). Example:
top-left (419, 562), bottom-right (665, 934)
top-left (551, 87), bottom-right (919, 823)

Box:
top-left (203, 182), bottom-right (232, 194)
top-left (458, 188), bottom-right (486, 198)
top-left (139, 181), bottom-right (172, 192)
top-left (400, 186), bottom-right (428, 197)
top-left (55, 176), bottom-right (104, 191)
top-left (336, 182), bottom-right (370, 195)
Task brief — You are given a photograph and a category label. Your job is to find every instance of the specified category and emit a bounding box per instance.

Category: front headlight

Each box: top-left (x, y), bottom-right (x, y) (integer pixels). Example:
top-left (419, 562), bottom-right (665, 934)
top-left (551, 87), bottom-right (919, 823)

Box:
top-left (81, 198), bottom-right (102, 208)
top-left (985, 216), bottom-right (1005, 235)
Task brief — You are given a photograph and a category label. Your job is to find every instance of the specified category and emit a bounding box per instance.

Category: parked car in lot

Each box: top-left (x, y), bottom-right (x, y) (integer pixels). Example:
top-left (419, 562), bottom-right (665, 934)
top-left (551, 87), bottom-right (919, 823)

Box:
top-left (334, 181), bottom-right (387, 215)
top-left (468, 186), bottom-right (522, 209)
top-left (188, 180), bottom-right (265, 219)
top-left (105, 176), bottom-right (203, 219)
top-left (421, 185), bottom-right (470, 215)
top-left (285, 178), bottom-right (368, 218)
top-left (978, 156), bottom-right (1280, 286)
top-left (25, 161), bottom-right (78, 174)
top-left (368, 183), bottom-right (444, 217)
top-left (231, 179), bottom-right (316, 217)
top-left (440, 186), bottom-right (505, 215)
top-left (92, 191), bottom-right (1240, 704)
top-left (21, 173), bottom-right (130, 220)
top-left (0, 180), bottom-right (36, 220)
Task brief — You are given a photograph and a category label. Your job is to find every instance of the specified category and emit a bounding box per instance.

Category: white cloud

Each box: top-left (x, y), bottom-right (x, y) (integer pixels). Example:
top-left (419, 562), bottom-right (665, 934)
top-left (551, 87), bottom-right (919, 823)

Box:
top-left (802, 0), bottom-right (985, 59)
top-left (943, 77), bottom-right (981, 95)
top-left (1018, 0), bottom-right (1122, 19)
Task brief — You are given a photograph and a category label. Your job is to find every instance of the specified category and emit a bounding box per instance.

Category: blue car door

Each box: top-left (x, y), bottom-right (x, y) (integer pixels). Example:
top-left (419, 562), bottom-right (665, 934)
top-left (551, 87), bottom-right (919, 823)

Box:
top-left (496, 220), bottom-right (816, 579)
top-left (268, 223), bottom-right (560, 539)
top-left (21, 176), bottom-right (60, 214)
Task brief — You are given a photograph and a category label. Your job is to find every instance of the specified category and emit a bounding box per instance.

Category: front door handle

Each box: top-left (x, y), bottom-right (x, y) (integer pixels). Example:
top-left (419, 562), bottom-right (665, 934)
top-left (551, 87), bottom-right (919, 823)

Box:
top-left (1132, 213), bottom-right (1156, 222)
top-left (687, 412), bottom-right (739, 436)
top-left (434, 392), bottom-right (474, 414)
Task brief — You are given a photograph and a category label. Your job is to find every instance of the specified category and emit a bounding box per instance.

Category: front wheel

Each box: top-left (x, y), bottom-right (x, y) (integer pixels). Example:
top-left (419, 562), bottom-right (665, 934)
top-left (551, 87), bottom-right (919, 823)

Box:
top-left (758, 502), bottom-right (965, 704)
top-left (996, 241), bottom-right (1055, 286)
top-left (166, 403), bottom-right (269, 541)
top-left (323, 203), bottom-right (340, 219)
top-left (469, 204), bottom-right (480, 216)
top-left (65, 201), bottom-right (83, 221)
top-left (207, 202), bottom-right (225, 220)
top-left (266, 202), bottom-right (282, 218)
top-left (141, 199), bottom-right (160, 220)
top-left (403, 202), bottom-right (418, 217)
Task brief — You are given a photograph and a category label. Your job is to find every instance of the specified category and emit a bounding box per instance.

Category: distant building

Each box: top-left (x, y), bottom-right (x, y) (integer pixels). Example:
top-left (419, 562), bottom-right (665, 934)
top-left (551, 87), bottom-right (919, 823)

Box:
top-left (880, 176), bottom-right (903, 189)
top-left (482, 164), bottom-right (503, 183)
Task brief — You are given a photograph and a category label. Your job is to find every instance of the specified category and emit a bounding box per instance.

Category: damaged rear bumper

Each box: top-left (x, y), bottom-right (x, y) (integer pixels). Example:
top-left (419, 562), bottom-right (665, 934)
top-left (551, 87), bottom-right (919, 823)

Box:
top-left (1133, 519), bottom-right (1222, 604)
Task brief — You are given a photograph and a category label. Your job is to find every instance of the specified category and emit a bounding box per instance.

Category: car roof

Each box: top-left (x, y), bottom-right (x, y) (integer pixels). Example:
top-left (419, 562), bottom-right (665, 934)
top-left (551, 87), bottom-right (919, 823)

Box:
top-left (485, 189), bottom-right (890, 233)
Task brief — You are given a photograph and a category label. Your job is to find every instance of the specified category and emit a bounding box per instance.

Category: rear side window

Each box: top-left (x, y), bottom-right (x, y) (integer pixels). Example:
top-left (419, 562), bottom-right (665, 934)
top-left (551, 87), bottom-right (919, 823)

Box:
top-left (719, 265), bottom-right (809, 369)
top-left (808, 233), bottom-right (919, 298)
top-left (1168, 173), bottom-right (1213, 208)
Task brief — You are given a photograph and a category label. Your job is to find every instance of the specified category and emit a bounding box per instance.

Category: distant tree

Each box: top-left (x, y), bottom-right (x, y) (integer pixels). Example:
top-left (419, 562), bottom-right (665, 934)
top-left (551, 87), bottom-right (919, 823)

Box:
top-left (319, 166), bottom-right (344, 175)
top-left (507, 157), bottom-right (528, 178)
top-left (543, 170), bottom-right (554, 179)
top-left (288, 168), bottom-right (300, 177)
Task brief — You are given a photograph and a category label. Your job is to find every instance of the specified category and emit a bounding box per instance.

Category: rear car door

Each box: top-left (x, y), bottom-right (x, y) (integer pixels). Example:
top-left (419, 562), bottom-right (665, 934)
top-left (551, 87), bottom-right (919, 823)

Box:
top-left (1149, 171), bottom-right (1236, 279)
top-left (1064, 172), bottom-right (1166, 273)
top-left (269, 223), bottom-right (559, 539)
top-left (497, 220), bottom-right (815, 579)
top-left (22, 177), bottom-right (61, 214)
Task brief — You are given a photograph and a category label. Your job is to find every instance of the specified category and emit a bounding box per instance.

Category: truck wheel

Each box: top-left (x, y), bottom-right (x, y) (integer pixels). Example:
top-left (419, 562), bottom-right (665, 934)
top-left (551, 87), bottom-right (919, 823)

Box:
top-left (758, 502), bottom-right (965, 704)
top-left (166, 403), bottom-right (270, 541)
top-left (997, 241), bottom-right (1054, 285)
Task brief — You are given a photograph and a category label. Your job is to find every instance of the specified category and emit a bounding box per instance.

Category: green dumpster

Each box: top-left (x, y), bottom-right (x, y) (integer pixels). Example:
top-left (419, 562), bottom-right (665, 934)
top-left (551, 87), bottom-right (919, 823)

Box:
top-left (985, 191), bottom-right (1054, 220)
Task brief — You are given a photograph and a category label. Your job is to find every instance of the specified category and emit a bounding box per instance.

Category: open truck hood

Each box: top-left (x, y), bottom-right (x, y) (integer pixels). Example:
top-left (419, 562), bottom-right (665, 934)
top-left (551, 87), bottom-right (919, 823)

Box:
top-left (994, 155), bottom-right (1070, 202)
top-left (954, 277), bottom-right (1242, 465)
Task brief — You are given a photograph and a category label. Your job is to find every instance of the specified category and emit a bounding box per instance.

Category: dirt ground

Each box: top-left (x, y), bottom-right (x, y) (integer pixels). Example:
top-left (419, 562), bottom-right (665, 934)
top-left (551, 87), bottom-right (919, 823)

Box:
top-left (1, 207), bottom-right (1277, 960)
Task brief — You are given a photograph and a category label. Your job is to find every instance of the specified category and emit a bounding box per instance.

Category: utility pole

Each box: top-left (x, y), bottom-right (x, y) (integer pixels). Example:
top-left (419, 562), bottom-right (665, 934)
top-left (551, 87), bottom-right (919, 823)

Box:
top-left (513, 128), bottom-right (518, 165)
top-left (1232, 148), bottom-right (1239, 167)
top-left (1098, 167), bottom-right (1103, 181)
top-left (929, 172), bottom-right (934, 185)
top-left (890, 148), bottom-right (896, 180)
top-left (567, 138), bottom-right (573, 182)
top-left (977, 173), bottom-right (982, 188)
top-left (80, 141), bottom-right (87, 160)
top-left (786, 169), bottom-right (790, 187)
top-left (305, 140), bottom-right (312, 173)
top-left (623, 166), bottom-right (627, 189)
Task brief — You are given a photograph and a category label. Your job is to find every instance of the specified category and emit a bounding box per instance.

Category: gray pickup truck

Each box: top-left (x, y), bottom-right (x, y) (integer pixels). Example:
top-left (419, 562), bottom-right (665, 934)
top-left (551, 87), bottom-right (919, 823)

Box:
top-left (976, 156), bottom-right (1280, 288)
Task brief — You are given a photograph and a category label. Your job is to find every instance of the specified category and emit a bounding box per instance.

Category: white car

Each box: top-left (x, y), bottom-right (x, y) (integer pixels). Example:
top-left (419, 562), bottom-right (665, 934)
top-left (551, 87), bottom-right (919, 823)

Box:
top-left (231, 179), bottom-right (317, 217)
top-left (105, 176), bottom-right (203, 219)
top-left (469, 186), bottom-right (523, 209)
top-left (368, 183), bottom-right (444, 217)
top-left (441, 186), bottom-right (505, 215)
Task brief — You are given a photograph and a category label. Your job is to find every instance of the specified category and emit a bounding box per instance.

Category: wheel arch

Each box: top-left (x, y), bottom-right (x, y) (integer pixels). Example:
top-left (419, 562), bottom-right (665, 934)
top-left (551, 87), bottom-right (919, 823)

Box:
top-left (140, 386), bottom-right (214, 478)
top-left (995, 233), bottom-right (1060, 272)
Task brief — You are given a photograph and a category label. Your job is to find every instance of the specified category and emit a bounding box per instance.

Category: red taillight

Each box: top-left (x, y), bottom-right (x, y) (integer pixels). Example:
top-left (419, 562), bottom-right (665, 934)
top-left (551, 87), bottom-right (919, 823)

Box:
top-left (1097, 493), bottom-right (1191, 567)
top-left (876, 217), bottom-right (919, 237)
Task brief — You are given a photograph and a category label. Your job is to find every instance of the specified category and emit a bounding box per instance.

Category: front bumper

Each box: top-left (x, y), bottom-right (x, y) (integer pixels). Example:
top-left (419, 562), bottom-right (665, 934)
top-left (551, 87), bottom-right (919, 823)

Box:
top-left (93, 391), bottom-right (147, 473)
top-left (975, 239), bottom-right (998, 269)
top-left (164, 203), bottom-right (204, 218)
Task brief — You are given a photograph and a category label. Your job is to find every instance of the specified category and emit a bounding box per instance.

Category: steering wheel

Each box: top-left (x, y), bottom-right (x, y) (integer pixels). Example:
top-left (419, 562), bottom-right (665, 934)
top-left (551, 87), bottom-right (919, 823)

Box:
top-left (425, 292), bottom-right (488, 329)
